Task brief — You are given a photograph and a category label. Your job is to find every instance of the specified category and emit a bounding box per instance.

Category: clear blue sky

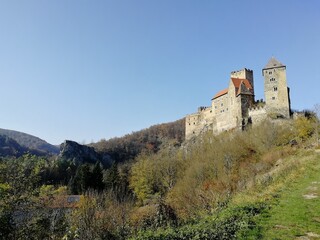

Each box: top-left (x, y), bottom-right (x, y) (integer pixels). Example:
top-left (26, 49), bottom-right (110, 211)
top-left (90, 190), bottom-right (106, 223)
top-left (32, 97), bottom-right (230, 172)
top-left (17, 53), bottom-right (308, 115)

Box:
top-left (0, 0), bottom-right (319, 145)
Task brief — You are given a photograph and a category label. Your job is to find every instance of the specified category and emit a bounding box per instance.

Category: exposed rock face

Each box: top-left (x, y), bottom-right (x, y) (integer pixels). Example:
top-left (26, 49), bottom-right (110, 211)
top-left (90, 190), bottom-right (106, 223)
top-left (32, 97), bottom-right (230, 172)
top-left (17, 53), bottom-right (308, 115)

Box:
top-left (59, 140), bottom-right (112, 166)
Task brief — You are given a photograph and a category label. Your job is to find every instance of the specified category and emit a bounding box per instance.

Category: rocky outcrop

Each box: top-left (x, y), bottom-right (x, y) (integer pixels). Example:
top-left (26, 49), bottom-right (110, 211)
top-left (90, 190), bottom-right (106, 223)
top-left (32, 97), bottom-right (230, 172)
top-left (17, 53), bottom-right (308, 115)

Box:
top-left (59, 140), bottom-right (112, 166)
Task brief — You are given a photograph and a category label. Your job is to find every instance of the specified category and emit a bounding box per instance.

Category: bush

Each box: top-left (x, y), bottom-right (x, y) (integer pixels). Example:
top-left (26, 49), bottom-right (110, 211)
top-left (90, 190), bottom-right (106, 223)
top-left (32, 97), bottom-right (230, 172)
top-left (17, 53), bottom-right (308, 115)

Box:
top-left (131, 203), bottom-right (268, 240)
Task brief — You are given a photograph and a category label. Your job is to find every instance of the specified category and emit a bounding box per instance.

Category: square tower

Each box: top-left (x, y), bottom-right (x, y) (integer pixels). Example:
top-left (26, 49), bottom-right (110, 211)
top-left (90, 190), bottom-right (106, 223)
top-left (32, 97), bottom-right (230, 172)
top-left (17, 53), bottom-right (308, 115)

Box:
top-left (230, 68), bottom-right (254, 95)
top-left (263, 57), bottom-right (291, 118)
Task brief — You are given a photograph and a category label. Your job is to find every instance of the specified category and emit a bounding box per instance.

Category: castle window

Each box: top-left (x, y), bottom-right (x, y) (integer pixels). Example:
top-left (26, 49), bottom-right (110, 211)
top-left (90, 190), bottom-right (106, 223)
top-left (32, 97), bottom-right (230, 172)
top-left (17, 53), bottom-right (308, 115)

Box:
top-left (274, 87), bottom-right (278, 91)
top-left (272, 97), bottom-right (275, 100)
top-left (269, 71), bottom-right (272, 75)
top-left (221, 103), bottom-right (223, 106)
top-left (193, 122), bottom-right (195, 125)
top-left (270, 78), bottom-right (275, 82)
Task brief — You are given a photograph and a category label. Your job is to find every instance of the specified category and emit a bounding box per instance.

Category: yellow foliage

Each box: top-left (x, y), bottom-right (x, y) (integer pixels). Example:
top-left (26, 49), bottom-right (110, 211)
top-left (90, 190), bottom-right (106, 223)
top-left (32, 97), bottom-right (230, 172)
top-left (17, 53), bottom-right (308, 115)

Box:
top-left (129, 155), bottom-right (155, 204)
top-left (294, 116), bottom-right (315, 141)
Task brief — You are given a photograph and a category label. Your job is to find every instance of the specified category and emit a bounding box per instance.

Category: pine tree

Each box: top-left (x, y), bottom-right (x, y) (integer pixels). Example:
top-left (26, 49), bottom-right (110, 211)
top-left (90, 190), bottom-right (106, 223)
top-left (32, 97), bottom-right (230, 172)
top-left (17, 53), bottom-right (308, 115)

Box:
top-left (91, 162), bottom-right (104, 191)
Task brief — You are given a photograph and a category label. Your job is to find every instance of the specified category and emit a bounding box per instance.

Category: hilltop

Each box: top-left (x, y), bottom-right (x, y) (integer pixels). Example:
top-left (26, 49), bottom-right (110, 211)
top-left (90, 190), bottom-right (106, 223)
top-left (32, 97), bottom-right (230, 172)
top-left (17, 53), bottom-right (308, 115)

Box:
top-left (0, 128), bottom-right (59, 155)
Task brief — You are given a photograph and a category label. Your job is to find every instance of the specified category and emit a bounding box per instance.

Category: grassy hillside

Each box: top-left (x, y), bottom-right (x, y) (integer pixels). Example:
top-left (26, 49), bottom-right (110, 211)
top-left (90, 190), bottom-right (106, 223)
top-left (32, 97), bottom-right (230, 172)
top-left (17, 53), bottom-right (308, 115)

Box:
top-left (127, 116), bottom-right (320, 239)
top-left (130, 150), bottom-right (320, 240)
top-left (0, 128), bottom-right (59, 155)
top-left (243, 150), bottom-right (320, 239)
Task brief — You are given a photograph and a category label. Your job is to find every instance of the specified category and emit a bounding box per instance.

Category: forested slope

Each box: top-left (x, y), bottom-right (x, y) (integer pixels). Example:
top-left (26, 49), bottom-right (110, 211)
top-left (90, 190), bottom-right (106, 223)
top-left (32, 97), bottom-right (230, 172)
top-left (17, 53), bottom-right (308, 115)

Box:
top-left (92, 118), bottom-right (185, 163)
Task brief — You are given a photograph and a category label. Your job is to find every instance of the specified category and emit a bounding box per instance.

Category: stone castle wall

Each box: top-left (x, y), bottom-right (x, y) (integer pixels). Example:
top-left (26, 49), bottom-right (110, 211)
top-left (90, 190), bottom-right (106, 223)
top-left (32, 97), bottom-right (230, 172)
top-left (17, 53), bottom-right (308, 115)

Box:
top-left (186, 106), bottom-right (214, 140)
top-left (248, 106), bottom-right (267, 124)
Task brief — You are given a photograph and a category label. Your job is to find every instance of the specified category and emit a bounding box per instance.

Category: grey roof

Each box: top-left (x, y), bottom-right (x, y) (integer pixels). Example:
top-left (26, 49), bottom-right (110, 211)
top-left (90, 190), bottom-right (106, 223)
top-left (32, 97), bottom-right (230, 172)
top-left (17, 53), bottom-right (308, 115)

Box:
top-left (264, 57), bottom-right (286, 69)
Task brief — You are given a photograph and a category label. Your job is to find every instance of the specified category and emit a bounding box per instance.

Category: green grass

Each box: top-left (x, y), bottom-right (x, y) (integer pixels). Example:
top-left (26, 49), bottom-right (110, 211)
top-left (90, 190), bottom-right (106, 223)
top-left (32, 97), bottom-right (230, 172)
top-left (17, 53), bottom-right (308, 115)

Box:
top-left (253, 151), bottom-right (320, 239)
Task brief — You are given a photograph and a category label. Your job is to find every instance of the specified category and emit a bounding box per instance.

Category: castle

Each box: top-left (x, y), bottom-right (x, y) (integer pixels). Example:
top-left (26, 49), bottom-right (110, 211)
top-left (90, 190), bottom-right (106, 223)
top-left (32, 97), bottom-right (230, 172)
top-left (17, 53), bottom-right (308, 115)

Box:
top-left (185, 57), bottom-right (291, 140)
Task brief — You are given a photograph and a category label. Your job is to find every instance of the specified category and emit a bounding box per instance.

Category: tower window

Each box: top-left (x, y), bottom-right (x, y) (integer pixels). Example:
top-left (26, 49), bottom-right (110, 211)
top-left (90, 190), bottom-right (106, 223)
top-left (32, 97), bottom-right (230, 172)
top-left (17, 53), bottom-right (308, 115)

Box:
top-left (270, 78), bottom-right (275, 82)
top-left (272, 97), bottom-right (275, 100)
top-left (274, 87), bottom-right (278, 91)
top-left (269, 71), bottom-right (272, 75)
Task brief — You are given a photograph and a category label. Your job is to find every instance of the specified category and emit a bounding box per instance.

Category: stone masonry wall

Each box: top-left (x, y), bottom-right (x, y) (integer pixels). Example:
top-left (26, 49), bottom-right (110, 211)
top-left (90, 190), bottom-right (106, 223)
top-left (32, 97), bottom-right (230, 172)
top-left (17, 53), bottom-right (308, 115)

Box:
top-left (185, 106), bottom-right (214, 140)
top-left (249, 106), bottom-right (267, 124)
top-left (264, 67), bottom-right (290, 118)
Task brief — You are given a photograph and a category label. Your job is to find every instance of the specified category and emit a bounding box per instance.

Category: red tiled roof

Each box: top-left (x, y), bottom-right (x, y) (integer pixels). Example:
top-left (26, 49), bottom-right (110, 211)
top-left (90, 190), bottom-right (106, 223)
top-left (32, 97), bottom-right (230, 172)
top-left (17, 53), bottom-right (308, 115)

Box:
top-left (212, 88), bottom-right (228, 99)
top-left (231, 78), bottom-right (253, 89)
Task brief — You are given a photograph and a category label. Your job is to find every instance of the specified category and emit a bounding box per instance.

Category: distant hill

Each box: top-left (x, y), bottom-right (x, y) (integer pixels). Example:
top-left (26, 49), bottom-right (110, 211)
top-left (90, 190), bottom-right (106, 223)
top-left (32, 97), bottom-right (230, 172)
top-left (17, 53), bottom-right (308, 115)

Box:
top-left (92, 118), bottom-right (185, 163)
top-left (0, 134), bottom-right (48, 157)
top-left (0, 128), bottom-right (59, 155)
top-left (0, 135), bottom-right (29, 157)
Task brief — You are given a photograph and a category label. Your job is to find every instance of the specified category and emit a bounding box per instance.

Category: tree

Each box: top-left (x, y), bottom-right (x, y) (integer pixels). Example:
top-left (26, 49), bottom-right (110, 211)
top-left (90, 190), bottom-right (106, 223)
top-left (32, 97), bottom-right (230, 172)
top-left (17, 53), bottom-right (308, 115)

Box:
top-left (69, 164), bottom-right (92, 194)
top-left (129, 155), bottom-right (156, 204)
top-left (91, 162), bottom-right (104, 191)
top-left (0, 155), bottom-right (52, 239)
top-left (104, 162), bottom-right (120, 191)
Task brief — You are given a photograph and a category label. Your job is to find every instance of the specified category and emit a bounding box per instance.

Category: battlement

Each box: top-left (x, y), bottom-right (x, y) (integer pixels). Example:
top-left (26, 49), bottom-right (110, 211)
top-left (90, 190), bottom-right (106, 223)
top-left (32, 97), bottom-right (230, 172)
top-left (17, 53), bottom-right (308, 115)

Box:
top-left (249, 100), bottom-right (266, 111)
top-left (231, 68), bottom-right (253, 75)
top-left (198, 106), bottom-right (210, 112)
top-left (249, 105), bottom-right (266, 113)
top-left (231, 68), bottom-right (253, 78)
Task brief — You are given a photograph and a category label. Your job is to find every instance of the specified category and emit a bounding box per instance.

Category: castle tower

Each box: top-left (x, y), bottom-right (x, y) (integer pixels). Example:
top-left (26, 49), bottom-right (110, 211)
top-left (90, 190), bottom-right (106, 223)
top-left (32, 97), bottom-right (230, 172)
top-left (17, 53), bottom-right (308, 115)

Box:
top-left (263, 57), bottom-right (291, 118)
top-left (230, 68), bottom-right (254, 95)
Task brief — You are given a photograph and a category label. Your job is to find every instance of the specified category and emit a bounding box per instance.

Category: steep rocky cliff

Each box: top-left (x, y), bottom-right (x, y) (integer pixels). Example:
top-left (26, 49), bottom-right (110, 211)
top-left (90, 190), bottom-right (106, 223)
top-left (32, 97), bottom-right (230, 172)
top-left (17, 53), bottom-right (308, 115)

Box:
top-left (59, 140), bottom-right (112, 166)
